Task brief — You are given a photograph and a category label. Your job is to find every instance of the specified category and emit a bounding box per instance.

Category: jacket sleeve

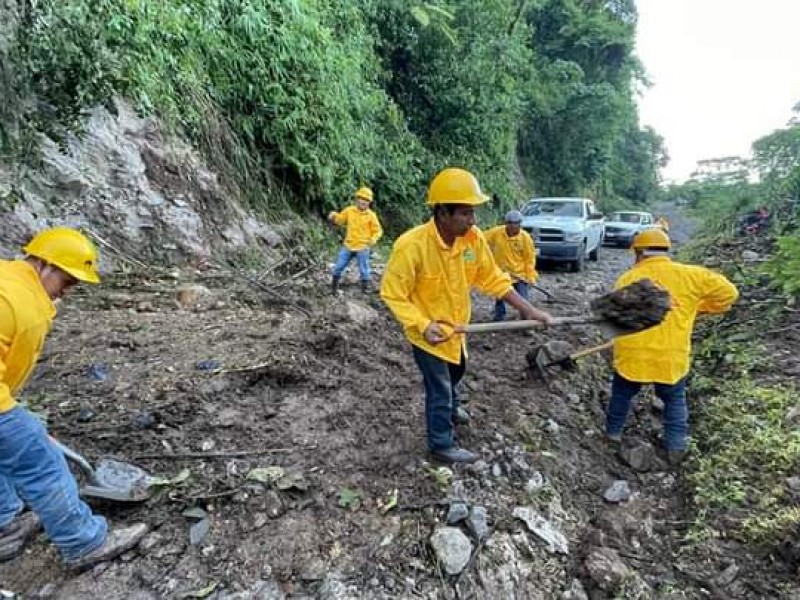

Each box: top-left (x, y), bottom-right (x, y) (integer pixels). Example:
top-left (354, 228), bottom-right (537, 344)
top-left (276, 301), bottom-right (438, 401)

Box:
top-left (696, 268), bottom-right (739, 314)
top-left (0, 297), bottom-right (16, 410)
top-left (524, 232), bottom-right (537, 283)
top-left (472, 234), bottom-right (513, 299)
top-left (370, 212), bottom-right (383, 246)
top-left (380, 242), bottom-right (431, 334)
top-left (332, 207), bottom-right (349, 227)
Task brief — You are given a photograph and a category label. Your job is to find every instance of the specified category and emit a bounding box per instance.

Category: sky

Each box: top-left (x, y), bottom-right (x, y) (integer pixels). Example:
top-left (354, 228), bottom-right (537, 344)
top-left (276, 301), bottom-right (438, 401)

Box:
top-left (635, 0), bottom-right (800, 183)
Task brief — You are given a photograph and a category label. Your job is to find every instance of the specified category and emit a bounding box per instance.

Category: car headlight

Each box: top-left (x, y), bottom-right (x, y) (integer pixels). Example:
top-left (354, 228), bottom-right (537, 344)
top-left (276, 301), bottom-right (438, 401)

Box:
top-left (564, 231), bottom-right (583, 242)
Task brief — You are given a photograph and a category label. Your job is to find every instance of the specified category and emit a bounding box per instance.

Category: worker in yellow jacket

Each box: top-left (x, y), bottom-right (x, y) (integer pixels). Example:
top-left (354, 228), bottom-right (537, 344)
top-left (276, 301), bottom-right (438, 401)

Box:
top-left (0, 228), bottom-right (148, 568)
top-left (328, 186), bottom-right (383, 294)
top-left (381, 168), bottom-right (554, 464)
top-left (606, 229), bottom-right (738, 464)
top-left (655, 215), bottom-right (670, 233)
top-left (484, 210), bottom-right (538, 321)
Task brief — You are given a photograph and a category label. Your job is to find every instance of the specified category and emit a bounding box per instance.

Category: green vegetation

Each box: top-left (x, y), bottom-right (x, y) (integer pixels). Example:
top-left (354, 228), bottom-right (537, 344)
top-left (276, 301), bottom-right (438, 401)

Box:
top-left (1, 0), bottom-right (665, 229)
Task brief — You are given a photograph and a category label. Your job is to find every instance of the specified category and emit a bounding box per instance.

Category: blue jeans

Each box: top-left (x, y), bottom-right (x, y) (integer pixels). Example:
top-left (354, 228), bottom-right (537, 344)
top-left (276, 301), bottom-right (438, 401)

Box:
top-left (605, 372), bottom-right (689, 451)
top-left (494, 280), bottom-right (530, 321)
top-left (412, 346), bottom-right (465, 452)
top-left (332, 247), bottom-right (371, 282)
top-left (0, 407), bottom-right (107, 561)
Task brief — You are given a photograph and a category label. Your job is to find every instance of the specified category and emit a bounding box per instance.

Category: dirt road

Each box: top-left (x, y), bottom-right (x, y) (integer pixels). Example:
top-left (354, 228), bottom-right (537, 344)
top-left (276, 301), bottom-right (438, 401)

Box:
top-left (1, 242), bottom-right (702, 599)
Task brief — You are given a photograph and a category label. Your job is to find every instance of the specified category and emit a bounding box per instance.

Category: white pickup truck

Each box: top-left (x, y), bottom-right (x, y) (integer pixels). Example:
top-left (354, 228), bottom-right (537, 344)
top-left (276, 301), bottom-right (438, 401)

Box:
top-left (519, 197), bottom-right (605, 272)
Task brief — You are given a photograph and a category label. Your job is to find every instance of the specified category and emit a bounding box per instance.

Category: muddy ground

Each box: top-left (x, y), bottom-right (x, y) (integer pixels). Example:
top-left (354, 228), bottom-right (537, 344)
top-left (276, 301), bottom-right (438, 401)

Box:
top-left (0, 212), bottom-right (796, 599)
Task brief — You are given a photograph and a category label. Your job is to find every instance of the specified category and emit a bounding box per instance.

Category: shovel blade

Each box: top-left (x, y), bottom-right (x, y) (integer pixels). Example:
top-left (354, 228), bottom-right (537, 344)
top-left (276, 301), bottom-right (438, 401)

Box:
top-left (80, 459), bottom-right (153, 502)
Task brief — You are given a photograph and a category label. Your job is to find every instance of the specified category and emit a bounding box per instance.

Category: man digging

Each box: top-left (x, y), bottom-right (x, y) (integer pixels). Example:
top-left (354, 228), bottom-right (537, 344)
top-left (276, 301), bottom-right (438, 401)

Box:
top-left (380, 168), bottom-right (554, 464)
top-left (605, 229), bottom-right (738, 465)
top-left (0, 227), bottom-right (148, 568)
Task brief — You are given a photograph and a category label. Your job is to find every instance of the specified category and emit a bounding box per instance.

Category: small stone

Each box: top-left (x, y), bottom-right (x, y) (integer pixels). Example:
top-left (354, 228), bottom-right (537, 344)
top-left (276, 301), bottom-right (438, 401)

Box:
top-left (585, 547), bottom-right (630, 591)
top-left (299, 557), bottom-right (327, 582)
top-left (130, 411), bottom-right (156, 430)
top-left (603, 480), bottom-right (632, 503)
top-left (651, 397), bottom-right (665, 412)
top-left (176, 284), bottom-right (211, 309)
top-left (87, 363), bottom-right (109, 382)
top-left (189, 518), bottom-right (210, 545)
top-left (715, 563), bottom-right (740, 587)
top-left (32, 584), bottom-right (58, 599)
top-left (785, 406), bottom-right (800, 427)
top-left (567, 393), bottom-right (581, 404)
top-left (545, 419), bottom-right (560, 434)
top-left (619, 443), bottom-right (653, 472)
top-left (446, 501), bottom-right (469, 525)
top-left (466, 506), bottom-right (490, 541)
top-left (430, 527), bottom-right (473, 575)
top-left (561, 578), bottom-right (589, 600)
top-left (136, 301), bottom-right (155, 313)
top-left (492, 463), bottom-right (503, 478)
top-left (525, 472), bottom-right (545, 496)
top-left (513, 507), bottom-right (569, 554)
top-left (741, 250), bottom-right (760, 262)
top-left (138, 532), bottom-right (164, 554)
top-left (195, 359), bottom-right (221, 371)
top-left (466, 460), bottom-right (489, 475)
top-left (76, 407), bottom-right (96, 423)
top-left (787, 476), bottom-right (800, 492)
top-left (264, 491), bottom-right (285, 518)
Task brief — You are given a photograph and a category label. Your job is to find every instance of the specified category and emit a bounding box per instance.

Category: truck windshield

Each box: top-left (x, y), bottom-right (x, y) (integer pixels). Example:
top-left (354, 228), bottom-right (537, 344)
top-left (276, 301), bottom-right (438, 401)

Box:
top-left (610, 213), bottom-right (643, 224)
top-left (522, 201), bottom-right (582, 218)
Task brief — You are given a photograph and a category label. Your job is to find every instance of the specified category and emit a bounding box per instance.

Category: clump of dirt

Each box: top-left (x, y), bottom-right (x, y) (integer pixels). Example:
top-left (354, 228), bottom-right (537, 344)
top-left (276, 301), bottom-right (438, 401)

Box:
top-left (590, 278), bottom-right (672, 332)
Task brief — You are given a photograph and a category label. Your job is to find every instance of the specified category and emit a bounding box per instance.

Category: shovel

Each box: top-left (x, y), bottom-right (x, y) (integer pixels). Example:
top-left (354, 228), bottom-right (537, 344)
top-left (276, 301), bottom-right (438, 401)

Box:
top-left (528, 340), bottom-right (613, 380)
top-left (53, 439), bottom-right (154, 503)
top-left (448, 278), bottom-right (671, 339)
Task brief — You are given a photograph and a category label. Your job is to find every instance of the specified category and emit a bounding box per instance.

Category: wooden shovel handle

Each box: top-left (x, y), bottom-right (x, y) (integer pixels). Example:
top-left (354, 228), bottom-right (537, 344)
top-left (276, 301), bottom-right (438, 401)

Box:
top-left (458, 315), bottom-right (596, 334)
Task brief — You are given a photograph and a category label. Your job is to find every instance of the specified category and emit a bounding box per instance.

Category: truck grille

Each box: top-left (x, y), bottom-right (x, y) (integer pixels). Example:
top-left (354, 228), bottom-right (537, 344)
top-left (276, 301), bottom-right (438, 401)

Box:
top-left (605, 226), bottom-right (624, 234)
top-left (538, 228), bottom-right (564, 243)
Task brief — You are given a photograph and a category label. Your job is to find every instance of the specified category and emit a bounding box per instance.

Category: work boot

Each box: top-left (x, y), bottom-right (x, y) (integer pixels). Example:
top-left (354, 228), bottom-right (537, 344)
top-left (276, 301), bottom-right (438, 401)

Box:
top-left (331, 276), bottom-right (341, 296)
top-left (0, 511), bottom-right (41, 561)
top-left (65, 523), bottom-right (149, 571)
top-left (431, 447), bottom-right (479, 464)
top-left (667, 450), bottom-right (686, 467)
top-left (453, 406), bottom-right (471, 426)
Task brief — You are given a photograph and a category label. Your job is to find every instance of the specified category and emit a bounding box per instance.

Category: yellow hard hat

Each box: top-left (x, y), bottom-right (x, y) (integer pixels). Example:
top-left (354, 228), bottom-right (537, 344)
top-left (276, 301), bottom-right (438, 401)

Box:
top-left (631, 228), bottom-right (671, 251)
top-left (355, 187), bottom-right (374, 202)
top-left (23, 227), bottom-right (101, 283)
top-left (426, 168), bottom-right (489, 206)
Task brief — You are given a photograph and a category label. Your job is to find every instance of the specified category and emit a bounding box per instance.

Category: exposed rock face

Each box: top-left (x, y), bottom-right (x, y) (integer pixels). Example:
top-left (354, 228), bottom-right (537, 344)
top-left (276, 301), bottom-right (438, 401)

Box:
top-left (0, 99), bottom-right (283, 268)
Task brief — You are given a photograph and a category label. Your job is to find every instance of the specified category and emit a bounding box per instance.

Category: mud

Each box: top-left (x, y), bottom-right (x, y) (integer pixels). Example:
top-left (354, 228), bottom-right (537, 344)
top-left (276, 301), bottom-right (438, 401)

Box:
top-left (1, 224), bottom-right (798, 599)
top-left (590, 278), bottom-right (672, 333)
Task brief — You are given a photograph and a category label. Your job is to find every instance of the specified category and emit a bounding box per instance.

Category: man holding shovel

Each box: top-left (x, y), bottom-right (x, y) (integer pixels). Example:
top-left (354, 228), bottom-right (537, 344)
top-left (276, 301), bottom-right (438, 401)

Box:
top-left (381, 168), bottom-right (554, 464)
top-left (605, 228), bottom-right (738, 464)
top-left (0, 227), bottom-right (148, 568)
top-left (484, 210), bottom-right (538, 321)
top-left (328, 186), bottom-right (383, 294)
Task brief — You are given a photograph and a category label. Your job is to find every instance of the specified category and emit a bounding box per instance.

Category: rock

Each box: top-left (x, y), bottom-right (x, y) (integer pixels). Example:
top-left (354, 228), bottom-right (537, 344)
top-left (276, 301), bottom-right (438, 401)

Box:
top-left (741, 250), bottom-right (760, 262)
top-left (787, 476), bottom-right (800, 492)
top-left (525, 472), bottom-right (545, 496)
top-left (567, 393), bottom-right (581, 404)
top-left (136, 301), bottom-right (155, 313)
top-left (651, 396), bottom-right (664, 412)
top-left (561, 578), bottom-right (589, 600)
top-left (491, 463), bottom-right (503, 478)
top-left (603, 480), bottom-right (632, 503)
top-left (189, 518), bottom-right (210, 545)
top-left (176, 284), bottom-right (211, 309)
top-left (129, 410), bottom-right (156, 430)
top-left (513, 507), bottom-right (569, 554)
top-left (264, 491), bottom-right (286, 519)
top-left (138, 531), bottom-right (164, 554)
top-left (195, 359), bottom-right (221, 371)
top-left (466, 505), bottom-right (490, 541)
top-left (344, 300), bottom-right (379, 325)
top-left (31, 584), bottom-right (58, 599)
top-left (215, 579), bottom-right (285, 600)
top-left (299, 557), bottom-right (327, 582)
top-left (785, 406), bottom-right (800, 427)
top-left (87, 363), bottom-right (109, 382)
top-left (430, 527), bottom-right (473, 575)
top-left (446, 501), bottom-right (469, 525)
top-left (619, 443), bottom-right (653, 472)
top-left (715, 563), bottom-right (740, 587)
top-left (466, 460), bottom-right (489, 475)
top-left (76, 407), bottom-right (97, 423)
top-left (585, 547), bottom-right (630, 591)
top-left (545, 419), bottom-right (560, 434)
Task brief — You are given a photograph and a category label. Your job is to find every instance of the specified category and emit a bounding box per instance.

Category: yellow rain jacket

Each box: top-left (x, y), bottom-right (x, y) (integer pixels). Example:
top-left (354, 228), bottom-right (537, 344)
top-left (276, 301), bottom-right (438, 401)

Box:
top-left (381, 220), bottom-right (513, 364)
top-left (331, 205), bottom-right (383, 252)
top-left (613, 256), bottom-right (738, 384)
top-left (484, 225), bottom-right (537, 283)
top-left (0, 260), bottom-right (57, 413)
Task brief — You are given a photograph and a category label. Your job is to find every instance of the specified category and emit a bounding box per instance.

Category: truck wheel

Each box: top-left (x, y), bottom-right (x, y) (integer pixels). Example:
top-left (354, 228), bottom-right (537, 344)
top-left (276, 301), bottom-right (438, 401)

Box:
top-left (589, 243), bottom-right (600, 262)
top-left (570, 242), bottom-right (586, 272)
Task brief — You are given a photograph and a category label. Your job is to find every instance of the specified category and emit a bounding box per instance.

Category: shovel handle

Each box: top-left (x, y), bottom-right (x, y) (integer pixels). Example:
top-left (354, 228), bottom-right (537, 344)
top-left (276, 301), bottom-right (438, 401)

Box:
top-left (569, 340), bottom-right (613, 360)
top-left (459, 315), bottom-right (595, 334)
top-left (50, 438), bottom-right (97, 479)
